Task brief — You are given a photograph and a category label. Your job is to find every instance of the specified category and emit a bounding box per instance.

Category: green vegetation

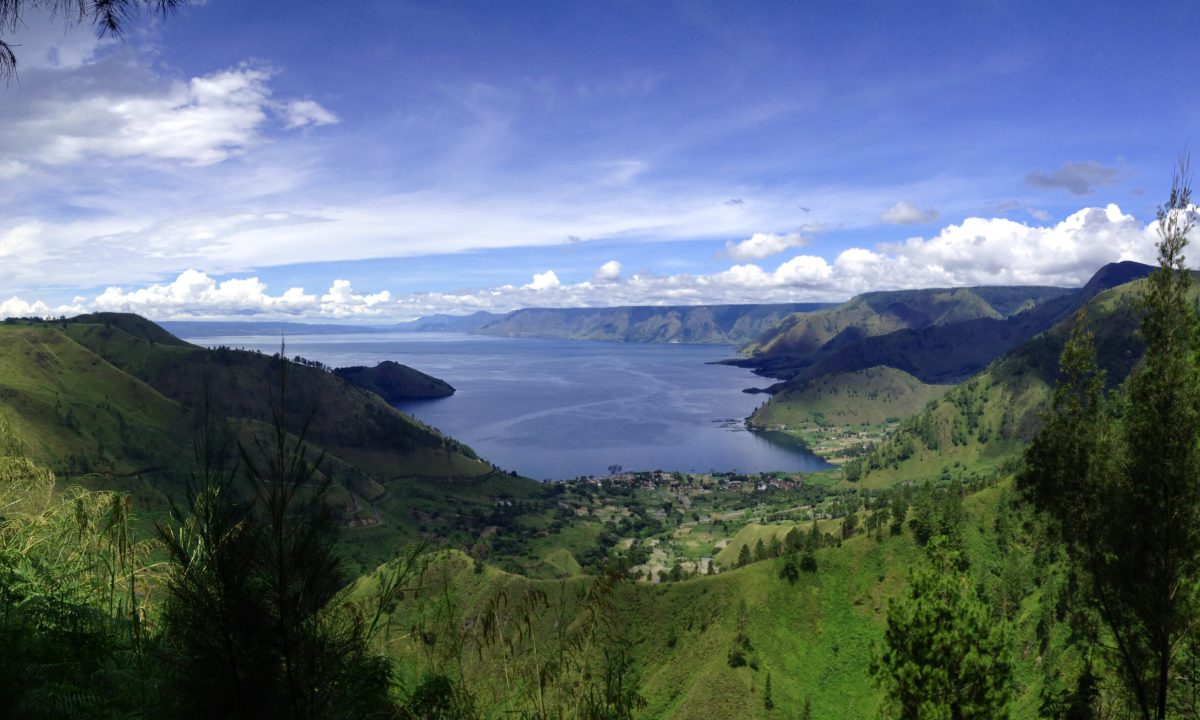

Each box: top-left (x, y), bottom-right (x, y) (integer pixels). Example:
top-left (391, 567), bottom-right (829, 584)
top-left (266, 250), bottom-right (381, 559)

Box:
top-left (8, 173), bottom-right (1200, 717)
top-left (1020, 166), bottom-right (1200, 719)
top-left (872, 536), bottom-right (1013, 718)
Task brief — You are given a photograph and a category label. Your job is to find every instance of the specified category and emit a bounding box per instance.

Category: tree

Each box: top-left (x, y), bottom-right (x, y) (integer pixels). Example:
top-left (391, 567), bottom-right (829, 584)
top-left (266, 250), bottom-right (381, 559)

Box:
top-left (779, 554), bottom-right (800, 584)
top-left (0, 0), bottom-right (186, 81)
top-left (841, 510), bottom-right (859, 539)
top-left (1019, 160), bottom-right (1200, 720)
top-left (158, 365), bottom-right (393, 719)
top-left (737, 543), bottom-right (751, 568)
top-left (871, 536), bottom-right (1013, 719)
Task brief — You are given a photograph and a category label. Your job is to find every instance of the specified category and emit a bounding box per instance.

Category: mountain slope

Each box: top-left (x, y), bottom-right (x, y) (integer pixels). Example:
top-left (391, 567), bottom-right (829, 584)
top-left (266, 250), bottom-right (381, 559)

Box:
top-left (476, 303), bottom-right (831, 344)
top-left (847, 277), bottom-right (1147, 487)
top-left (744, 286), bottom-right (1071, 362)
top-left (742, 263), bottom-right (1154, 447)
top-left (0, 315), bottom-right (534, 573)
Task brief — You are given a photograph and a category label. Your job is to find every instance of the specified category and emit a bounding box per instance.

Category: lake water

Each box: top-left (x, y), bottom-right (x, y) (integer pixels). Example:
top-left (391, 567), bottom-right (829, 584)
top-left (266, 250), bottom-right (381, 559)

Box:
top-left (182, 332), bottom-right (831, 480)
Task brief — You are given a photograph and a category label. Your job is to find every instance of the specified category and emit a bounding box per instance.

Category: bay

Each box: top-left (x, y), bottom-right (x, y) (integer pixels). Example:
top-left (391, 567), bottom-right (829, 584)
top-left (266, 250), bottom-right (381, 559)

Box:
top-left (182, 332), bottom-right (831, 480)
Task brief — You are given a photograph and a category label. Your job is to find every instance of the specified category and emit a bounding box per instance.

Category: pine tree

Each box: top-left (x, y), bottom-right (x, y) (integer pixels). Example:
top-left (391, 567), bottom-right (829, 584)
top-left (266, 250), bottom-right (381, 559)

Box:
top-left (737, 543), bottom-right (751, 568)
top-left (871, 536), bottom-right (1012, 718)
top-left (1020, 160), bottom-right (1200, 719)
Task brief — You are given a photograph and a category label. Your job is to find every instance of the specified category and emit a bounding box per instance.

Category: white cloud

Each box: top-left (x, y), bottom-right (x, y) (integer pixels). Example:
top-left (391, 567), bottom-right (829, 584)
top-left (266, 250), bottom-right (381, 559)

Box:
top-left (724, 231), bottom-right (809, 260)
top-left (0, 204), bottom-right (1171, 322)
top-left (0, 221), bottom-right (44, 257)
top-left (524, 270), bottom-right (561, 290)
top-left (320, 279), bottom-right (391, 317)
top-left (91, 269), bottom-right (315, 316)
top-left (37, 65), bottom-right (272, 166)
top-left (3, 62), bottom-right (338, 168)
top-left (0, 296), bottom-right (53, 318)
top-left (593, 260), bottom-right (622, 283)
top-left (880, 201), bottom-right (940, 225)
top-left (283, 99), bottom-right (339, 129)
top-left (0, 160), bottom-right (31, 180)
top-left (2, 10), bottom-right (110, 71)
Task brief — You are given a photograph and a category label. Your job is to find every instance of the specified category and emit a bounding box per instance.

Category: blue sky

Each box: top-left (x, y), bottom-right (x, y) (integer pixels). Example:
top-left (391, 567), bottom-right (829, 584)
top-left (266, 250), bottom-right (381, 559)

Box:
top-left (1, 0), bottom-right (1196, 320)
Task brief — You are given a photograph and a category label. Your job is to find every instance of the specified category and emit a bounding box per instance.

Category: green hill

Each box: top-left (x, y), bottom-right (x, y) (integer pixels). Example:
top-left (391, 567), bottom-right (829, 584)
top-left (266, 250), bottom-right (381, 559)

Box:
top-left (749, 366), bottom-right (951, 429)
top-left (0, 314), bottom-right (539, 571)
top-left (847, 277), bottom-right (1148, 487)
top-left (737, 263), bottom-right (1153, 463)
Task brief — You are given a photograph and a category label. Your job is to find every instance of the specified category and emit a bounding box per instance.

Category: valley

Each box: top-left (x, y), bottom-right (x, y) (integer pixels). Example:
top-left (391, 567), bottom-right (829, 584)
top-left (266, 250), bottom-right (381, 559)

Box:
top-left (0, 258), bottom-right (1190, 718)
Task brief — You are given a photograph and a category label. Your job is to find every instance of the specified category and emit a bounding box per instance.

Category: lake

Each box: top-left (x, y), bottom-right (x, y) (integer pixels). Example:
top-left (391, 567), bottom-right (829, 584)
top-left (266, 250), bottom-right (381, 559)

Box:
top-left (182, 332), bottom-right (831, 480)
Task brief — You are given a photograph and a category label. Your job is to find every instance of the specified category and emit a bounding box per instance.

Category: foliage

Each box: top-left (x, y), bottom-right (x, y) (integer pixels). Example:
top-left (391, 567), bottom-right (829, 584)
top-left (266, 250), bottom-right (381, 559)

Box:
top-left (0, 418), bottom-right (160, 717)
top-left (871, 536), bottom-right (1013, 719)
top-left (0, 0), bottom-right (186, 81)
top-left (157, 366), bottom-right (395, 719)
top-left (1019, 162), bottom-right (1200, 719)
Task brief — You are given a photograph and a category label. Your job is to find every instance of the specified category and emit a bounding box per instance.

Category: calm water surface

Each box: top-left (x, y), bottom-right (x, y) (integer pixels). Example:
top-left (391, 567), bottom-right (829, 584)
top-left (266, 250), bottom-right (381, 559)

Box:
top-left (184, 332), bottom-right (831, 480)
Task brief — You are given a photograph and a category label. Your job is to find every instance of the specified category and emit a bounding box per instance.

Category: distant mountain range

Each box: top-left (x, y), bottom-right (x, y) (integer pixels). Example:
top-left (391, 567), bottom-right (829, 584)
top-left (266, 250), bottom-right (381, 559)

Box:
top-left (471, 303), bottom-right (832, 344)
top-left (164, 304), bottom-right (832, 345)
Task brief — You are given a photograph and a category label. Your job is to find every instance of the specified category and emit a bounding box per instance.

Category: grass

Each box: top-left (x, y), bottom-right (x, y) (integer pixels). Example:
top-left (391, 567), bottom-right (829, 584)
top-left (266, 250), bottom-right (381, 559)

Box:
top-left (363, 473), bottom-right (1081, 719)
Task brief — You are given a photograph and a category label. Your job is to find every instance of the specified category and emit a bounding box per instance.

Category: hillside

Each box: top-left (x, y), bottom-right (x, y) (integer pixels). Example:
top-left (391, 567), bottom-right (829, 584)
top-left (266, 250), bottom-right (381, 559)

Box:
top-left (740, 263), bottom-right (1150, 385)
top-left (475, 303), bottom-right (831, 344)
top-left (0, 314), bottom-right (535, 570)
top-left (367, 479), bottom-right (1077, 719)
top-left (847, 276), bottom-right (1148, 487)
top-left (738, 263), bottom-right (1154, 461)
top-left (749, 366), bottom-right (951, 429)
top-left (743, 286), bottom-right (1071, 361)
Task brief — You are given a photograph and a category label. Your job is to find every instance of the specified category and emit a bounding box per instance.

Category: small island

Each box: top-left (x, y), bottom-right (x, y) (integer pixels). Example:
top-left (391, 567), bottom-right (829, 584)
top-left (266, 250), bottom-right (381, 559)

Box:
top-left (333, 360), bottom-right (456, 402)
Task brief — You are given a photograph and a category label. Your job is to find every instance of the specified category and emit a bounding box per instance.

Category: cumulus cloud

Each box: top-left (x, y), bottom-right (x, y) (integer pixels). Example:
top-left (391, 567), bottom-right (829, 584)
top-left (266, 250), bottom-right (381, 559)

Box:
top-left (0, 204), bottom-right (1173, 322)
top-left (524, 270), bottom-right (561, 290)
top-left (0, 296), bottom-right (55, 318)
top-left (91, 269), bottom-right (315, 316)
top-left (593, 260), bottom-right (622, 283)
top-left (1026, 161), bottom-right (1119, 196)
top-left (724, 231), bottom-right (809, 260)
top-left (320, 280), bottom-right (391, 317)
top-left (880, 201), bottom-right (940, 225)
